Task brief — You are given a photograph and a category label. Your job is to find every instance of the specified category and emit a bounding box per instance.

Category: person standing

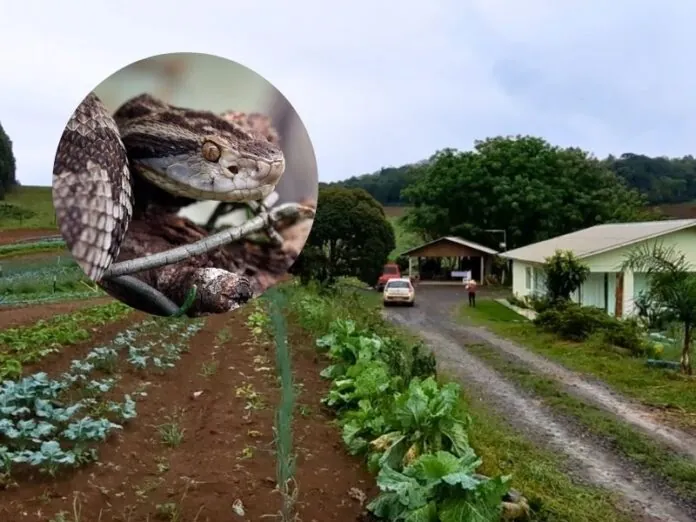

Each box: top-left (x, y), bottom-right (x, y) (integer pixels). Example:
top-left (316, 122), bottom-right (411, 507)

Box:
top-left (466, 279), bottom-right (477, 307)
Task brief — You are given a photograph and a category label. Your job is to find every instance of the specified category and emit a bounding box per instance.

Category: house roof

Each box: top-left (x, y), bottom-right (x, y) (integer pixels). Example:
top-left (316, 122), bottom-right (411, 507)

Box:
top-left (501, 219), bottom-right (696, 264)
top-left (401, 236), bottom-right (498, 257)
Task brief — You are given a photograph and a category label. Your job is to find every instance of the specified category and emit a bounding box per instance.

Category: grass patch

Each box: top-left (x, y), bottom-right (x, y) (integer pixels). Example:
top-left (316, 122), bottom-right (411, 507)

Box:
top-left (388, 214), bottom-right (421, 260)
top-left (460, 300), bottom-right (696, 425)
top-left (465, 343), bottom-right (696, 504)
top-left (0, 186), bottom-right (56, 229)
top-left (0, 301), bottom-right (131, 378)
top-left (453, 380), bottom-right (634, 522)
top-left (0, 242), bottom-right (66, 259)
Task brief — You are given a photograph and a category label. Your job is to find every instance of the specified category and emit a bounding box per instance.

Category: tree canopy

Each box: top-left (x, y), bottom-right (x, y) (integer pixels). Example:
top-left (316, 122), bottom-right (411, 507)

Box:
top-left (0, 121), bottom-right (17, 199)
top-left (290, 186), bottom-right (396, 286)
top-left (326, 148), bottom-right (696, 210)
top-left (400, 136), bottom-right (653, 248)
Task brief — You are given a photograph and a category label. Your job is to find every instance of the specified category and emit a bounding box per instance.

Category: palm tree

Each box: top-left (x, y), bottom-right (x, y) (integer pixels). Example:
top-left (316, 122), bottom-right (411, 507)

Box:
top-left (621, 242), bottom-right (696, 375)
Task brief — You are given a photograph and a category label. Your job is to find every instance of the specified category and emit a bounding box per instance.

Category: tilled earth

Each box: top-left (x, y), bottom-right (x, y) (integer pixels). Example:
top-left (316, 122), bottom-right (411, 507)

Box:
top-left (0, 305), bottom-right (376, 521)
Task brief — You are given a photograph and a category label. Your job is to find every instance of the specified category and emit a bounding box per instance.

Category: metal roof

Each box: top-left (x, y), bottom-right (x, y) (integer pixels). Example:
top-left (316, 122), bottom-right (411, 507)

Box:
top-left (401, 236), bottom-right (498, 257)
top-left (501, 219), bottom-right (696, 264)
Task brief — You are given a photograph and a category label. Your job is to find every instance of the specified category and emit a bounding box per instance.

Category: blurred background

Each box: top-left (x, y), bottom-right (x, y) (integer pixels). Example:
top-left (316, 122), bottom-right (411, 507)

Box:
top-left (93, 52), bottom-right (318, 226)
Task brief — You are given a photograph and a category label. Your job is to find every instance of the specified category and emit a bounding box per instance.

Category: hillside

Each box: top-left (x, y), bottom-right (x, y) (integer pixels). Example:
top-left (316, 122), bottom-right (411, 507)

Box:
top-left (0, 185), bottom-right (57, 230)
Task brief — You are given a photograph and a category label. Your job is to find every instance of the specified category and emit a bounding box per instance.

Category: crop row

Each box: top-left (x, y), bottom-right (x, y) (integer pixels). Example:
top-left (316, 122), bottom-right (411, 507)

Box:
top-left (0, 316), bottom-right (203, 481)
top-left (288, 286), bottom-right (530, 521)
top-left (0, 302), bottom-right (132, 379)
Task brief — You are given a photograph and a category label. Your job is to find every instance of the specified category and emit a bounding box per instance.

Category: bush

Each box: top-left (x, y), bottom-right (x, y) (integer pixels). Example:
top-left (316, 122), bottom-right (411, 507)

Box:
top-left (534, 303), bottom-right (610, 341)
top-left (534, 302), bottom-right (647, 355)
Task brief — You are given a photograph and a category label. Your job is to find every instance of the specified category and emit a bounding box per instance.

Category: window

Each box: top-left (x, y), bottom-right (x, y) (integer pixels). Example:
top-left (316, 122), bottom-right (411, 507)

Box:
top-left (386, 280), bottom-right (410, 289)
top-left (525, 267), bottom-right (533, 290)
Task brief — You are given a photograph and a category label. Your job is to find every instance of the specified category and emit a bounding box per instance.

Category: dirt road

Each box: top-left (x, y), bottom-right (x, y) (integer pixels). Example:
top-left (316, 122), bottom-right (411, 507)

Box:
top-left (383, 285), bottom-right (696, 522)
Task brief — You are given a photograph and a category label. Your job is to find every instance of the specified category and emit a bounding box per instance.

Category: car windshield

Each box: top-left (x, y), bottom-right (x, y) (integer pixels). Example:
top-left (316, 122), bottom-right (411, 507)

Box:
top-left (387, 281), bottom-right (410, 289)
top-left (384, 266), bottom-right (399, 274)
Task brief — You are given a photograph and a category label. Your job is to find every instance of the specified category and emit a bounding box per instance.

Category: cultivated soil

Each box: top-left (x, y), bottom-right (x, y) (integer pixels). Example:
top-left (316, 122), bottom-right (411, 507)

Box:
top-left (0, 307), bottom-right (377, 522)
top-left (383, 285), bottom-right (696, 522)
top-left (0, 228), bottom-right (60, 245)
top-left (0, 297), bottom-right (116, 329)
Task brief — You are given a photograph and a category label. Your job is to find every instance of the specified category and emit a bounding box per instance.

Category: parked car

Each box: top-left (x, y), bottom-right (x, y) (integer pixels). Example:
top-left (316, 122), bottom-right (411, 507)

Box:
top-left (383, 278), bottom-right (416, 307)
top-left (376, 263), bottom-right (401, 291)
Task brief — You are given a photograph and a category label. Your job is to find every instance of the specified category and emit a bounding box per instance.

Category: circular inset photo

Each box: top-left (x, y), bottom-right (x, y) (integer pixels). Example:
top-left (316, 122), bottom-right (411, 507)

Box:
top-left (52, 52), bottom-right (317, 317)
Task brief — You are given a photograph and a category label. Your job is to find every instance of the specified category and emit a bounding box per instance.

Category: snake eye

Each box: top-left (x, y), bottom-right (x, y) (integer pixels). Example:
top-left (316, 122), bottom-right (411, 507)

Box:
top-left (202, 141), bottom-right (221, 162)
top-left (228, 165), bottom-right (239, 174)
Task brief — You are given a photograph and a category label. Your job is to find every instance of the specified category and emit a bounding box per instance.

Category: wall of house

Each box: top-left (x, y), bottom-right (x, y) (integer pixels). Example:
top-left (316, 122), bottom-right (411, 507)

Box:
top-left (511, 260), bottom-right (544, 298)
top-left (584, 228), bottom-right (696, 272)
top-left (511, 227), bottom-right (696, 317)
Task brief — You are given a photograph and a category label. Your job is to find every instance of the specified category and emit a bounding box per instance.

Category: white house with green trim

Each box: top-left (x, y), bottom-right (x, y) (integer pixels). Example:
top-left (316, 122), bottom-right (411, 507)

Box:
top-left (501, 219), bottom-right (696, 318)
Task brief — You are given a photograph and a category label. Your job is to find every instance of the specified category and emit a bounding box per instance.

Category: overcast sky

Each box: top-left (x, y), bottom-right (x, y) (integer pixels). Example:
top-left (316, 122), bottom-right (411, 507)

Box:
top-left (0, 0), bottom-right (694, 187)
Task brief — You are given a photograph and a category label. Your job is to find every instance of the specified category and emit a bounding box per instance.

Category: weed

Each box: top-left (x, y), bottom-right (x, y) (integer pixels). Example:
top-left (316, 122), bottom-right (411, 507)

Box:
top-left (199, 359), bottom-right (218, 378)
top-left (157, 411), bottom-right (186, 447)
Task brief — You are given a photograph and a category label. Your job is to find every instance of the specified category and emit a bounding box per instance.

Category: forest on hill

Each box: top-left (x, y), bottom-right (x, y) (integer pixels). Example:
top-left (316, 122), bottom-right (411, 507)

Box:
top-left (324, 147), bottom-right (696, 209)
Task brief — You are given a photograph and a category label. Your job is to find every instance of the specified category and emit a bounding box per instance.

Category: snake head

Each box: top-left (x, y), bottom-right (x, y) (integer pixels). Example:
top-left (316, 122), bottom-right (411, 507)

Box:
top-left (117, 99), bottom-right (286, 203)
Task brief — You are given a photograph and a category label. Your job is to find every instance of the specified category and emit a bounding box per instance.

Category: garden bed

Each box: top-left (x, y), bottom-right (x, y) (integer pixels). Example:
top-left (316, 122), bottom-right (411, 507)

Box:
top-left (0, 303), bottom-right (378, 521)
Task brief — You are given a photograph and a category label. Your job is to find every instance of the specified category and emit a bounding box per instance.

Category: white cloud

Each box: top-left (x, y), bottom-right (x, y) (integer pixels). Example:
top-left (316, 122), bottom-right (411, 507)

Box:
top-left (0, 0), bottom-right (695, 187)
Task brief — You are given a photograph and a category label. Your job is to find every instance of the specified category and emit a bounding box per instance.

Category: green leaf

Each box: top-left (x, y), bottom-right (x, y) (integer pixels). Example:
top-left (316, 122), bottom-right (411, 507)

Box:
top-left (440, 420), bottom-right (474, 458)
top-left (376, 465), bottom-right (429, 510)
top-left (406, 451), bottom-right (462, 481)
top-left (367, 491), bottom-right (406, 519)
top-left (404, 501), bottom-right (438, 522)
top-left (439, 496), bottom-right (503, 522)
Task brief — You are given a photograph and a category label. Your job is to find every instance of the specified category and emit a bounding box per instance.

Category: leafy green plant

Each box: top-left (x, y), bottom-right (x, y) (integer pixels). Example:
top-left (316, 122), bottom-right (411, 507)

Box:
top-left (368, 450), bottom-right (510, 522)
top-left (542, 250), bottom-right (590, 302)
top-left (370, 377), bottom-right (471, 472)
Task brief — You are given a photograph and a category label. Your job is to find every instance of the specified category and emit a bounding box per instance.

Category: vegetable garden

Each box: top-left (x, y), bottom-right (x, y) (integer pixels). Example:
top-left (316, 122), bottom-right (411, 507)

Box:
top-left (0, 281), bottom-right (530, 521)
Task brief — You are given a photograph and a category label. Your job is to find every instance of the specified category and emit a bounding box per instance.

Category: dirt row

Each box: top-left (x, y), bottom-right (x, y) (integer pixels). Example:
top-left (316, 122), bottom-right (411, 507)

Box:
top-left (0, 308), bottom-right (377, 521)
top-left (0, 228), bottom-right (59, 246)
top-left (383, 286), bottom-right (696, 522)
top-left (0, 296), bottom-right (116, 329)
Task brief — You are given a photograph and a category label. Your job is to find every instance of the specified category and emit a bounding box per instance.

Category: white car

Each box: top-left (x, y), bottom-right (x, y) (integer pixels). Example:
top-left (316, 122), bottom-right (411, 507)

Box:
top-left (383, 278), bottom-right (415, 307)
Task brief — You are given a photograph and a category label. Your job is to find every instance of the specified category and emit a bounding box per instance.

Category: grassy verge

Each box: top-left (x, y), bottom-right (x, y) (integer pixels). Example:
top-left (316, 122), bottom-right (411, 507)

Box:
top-left (453, 379), bottom-right (634, 522)
top-left (282, 281), bottom-right (635, 522)
top-left (460, 301), bottom-right (696, 424)
top-left (464, 342), bottom-right (696, 504)
top-left (0, 301), bottom-right (131, 378)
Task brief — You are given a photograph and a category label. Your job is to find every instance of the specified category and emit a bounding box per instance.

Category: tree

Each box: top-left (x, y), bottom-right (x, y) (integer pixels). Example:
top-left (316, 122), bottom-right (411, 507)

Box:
top-left (400, 136), bottom-right (655, 248)
top-left (290, 187), bottom-right (395, 286)
top-left (0, 121), bottom-right (17, 199)
top-left (543, 250), bottom-right (590, 302)
top-left (621, 243), bottom-right (696, 375)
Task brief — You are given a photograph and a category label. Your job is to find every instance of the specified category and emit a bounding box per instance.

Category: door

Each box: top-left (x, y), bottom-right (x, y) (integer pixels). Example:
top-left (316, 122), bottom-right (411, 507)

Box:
top-left (615, 272), bottom-right (624, 318)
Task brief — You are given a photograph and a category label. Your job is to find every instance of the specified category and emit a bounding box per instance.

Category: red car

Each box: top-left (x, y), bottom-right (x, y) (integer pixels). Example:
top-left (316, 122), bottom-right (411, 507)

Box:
top-left (376, 263), bottom-right (401, 291)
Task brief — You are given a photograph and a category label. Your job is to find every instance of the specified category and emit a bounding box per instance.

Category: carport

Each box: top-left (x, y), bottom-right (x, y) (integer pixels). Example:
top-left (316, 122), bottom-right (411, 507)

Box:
top-left (400, 236), bottom-right (498, 283)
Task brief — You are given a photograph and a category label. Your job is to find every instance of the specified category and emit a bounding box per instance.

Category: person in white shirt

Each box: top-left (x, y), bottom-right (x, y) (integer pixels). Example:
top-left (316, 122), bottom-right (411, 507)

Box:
top-left (465, 279), bottom-right (477, 307)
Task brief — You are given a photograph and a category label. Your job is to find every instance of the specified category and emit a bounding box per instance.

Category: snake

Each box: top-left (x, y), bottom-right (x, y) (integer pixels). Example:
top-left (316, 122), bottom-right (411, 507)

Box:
top-left (52, 92), bottom-right (286, 283)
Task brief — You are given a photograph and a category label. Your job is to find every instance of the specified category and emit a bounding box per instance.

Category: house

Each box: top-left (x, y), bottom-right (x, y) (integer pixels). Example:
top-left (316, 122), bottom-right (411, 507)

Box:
top-left (400, 236), bottom-right (498, 282)
top-left (501, 219), bottom-right (696, 317)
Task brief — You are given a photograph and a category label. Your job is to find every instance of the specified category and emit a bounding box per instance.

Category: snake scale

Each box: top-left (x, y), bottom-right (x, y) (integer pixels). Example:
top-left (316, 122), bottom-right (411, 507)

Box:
top-left (52, 92), bottom-right (287, 285)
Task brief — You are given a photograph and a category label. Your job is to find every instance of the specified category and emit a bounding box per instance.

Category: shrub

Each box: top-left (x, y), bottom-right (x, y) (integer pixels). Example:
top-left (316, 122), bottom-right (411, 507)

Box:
top-left (534, 303), bottom-right (610, 341)
top-left (543, 250), bottom-right (590, 302)
top-left (534, 302), bottom-right (647, 355)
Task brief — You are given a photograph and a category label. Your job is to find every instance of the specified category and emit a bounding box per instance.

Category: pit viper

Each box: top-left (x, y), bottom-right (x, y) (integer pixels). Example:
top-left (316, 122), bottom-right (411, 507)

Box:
top-left (52, 92), bottom-right (287, 283)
